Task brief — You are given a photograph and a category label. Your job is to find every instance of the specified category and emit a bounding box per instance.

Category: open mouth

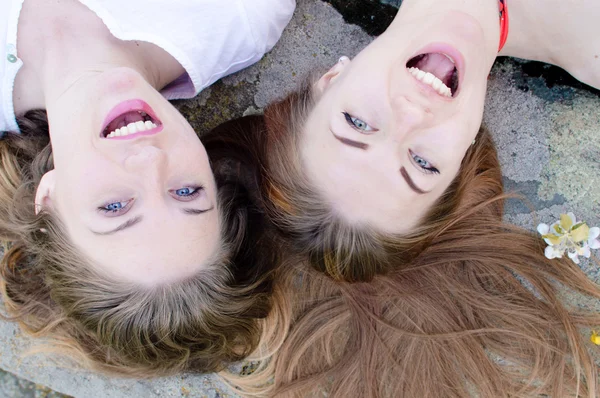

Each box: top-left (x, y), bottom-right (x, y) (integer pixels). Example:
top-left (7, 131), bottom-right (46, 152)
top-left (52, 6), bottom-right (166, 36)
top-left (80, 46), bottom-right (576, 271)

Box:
top-left (406, 53), bottom-right (459, 98)
top-left (101, 100), bottom-right (163, 139)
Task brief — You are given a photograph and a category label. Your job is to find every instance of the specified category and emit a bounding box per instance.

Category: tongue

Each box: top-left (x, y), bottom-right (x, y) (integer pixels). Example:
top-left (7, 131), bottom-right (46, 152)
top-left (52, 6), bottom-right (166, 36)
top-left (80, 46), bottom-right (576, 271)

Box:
top-left (106, 111), bottom-right (144, 133)
top-left (414, 54), bottom-right (455, 87)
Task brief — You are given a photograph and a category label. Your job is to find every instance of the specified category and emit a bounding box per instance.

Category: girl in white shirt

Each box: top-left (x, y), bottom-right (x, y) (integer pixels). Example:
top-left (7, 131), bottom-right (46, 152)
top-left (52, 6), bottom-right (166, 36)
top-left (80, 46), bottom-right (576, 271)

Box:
top-left (0, 0), bottom-right (294, 376)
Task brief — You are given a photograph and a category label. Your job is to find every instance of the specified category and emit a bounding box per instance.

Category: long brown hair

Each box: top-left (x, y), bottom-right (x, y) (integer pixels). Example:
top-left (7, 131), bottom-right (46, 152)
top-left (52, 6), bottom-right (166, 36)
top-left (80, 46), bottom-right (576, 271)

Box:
top-left (203, 76), bottom-right (600, 397)
top-left (0, 110), bottom-right (286, 377)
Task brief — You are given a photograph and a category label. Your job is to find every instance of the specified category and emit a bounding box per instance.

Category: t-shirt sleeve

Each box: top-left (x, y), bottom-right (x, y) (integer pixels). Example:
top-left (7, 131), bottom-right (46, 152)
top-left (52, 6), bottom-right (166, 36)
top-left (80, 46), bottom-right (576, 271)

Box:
top-left (241, 0), bottom-right (296, 55)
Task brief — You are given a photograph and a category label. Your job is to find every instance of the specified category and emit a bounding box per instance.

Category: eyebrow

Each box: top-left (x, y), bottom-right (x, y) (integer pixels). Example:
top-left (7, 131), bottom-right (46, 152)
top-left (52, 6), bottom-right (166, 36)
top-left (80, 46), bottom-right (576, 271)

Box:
top-left (182, 206), bottom-right (215, 215)
top-left (91, 216), bottom-right (143, 236)
top-left (400, 167), bottom-right (431, 195)
top-left (91, 207), bottom-right (214, 235)
top-left (331, 130), bottom-right (369, 150)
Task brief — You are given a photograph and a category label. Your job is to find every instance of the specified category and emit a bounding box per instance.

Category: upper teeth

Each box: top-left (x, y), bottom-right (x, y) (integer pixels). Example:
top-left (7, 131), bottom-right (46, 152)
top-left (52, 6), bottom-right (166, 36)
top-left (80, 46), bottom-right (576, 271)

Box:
top-left (408, 67), bottom-right (452, 97)
top-left (106, 120), bottom-right (158, 138)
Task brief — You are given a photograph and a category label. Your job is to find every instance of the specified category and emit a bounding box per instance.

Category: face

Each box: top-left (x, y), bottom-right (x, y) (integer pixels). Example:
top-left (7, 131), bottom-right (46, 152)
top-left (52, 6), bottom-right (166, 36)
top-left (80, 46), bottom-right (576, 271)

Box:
top-left (36, 68), bottom-right (220, 286)
top-left (301, 10), bottom-right (498, 234)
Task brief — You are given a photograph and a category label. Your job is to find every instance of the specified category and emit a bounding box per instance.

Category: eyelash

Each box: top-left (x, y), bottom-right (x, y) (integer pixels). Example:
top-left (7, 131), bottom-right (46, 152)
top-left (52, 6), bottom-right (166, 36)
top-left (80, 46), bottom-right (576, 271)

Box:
top-left (342, 112), bottom-right (376, 133)
top-left (410, 150), bottom-right (440, 175)
top-left (169, 186), bottom-right (204, 202)
top-left (98, 199), bottom-right (134, 216)
top-left (97, 186), bottom-right (204, 216)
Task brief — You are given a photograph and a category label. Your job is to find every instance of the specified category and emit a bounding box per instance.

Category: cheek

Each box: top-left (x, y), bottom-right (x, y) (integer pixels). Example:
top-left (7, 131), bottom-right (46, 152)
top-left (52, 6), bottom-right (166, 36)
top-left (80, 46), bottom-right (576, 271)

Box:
top-left (440, 144), bottom-right (471, 175)
top-left (55, 154), bottom-right (124, 201)
top-left (168, 138), bottom-right (216, 191)
top-left (65, 151), bottom-right (114, 177)
top-left (460, 89), bottom-right (487, 126)
top-left (431, 120), bottom-right (477, 161)
top-left (410, 136), bottom-right (467, 184)
top-left (171, 137), bottom-right (210, 169)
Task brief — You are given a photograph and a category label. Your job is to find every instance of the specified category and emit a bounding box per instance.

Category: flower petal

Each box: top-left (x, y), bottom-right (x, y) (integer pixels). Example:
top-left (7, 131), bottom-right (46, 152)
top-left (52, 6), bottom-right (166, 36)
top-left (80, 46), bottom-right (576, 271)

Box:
top-left (571, 223), bottom-right (590, 243)
top-left (545, 246), bottom-right (557, 259)
top-left (561, 213), bottom-right (575, 231)
top-left (577, 243), bottom-right (592, 258)
top-left (582, 245), bottom-right (591, 258)
top-left (567, 251), bottom-right (580, 264)
top-left (552, 222), bottom-right (564, 235)
top-left (543, 234), bottom-right (562, 246)
top-left (588, 238), bottom-right (600, 250)
top-left (589, 227), bottom-right (600, 240)
top-left (537, 223), bottom-right (550, 235)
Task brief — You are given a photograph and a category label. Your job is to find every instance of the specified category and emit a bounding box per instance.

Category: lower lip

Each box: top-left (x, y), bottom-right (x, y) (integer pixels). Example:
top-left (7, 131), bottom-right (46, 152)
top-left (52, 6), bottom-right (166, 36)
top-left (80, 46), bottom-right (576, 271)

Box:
top-left (100, 99), bottom-right (163, 139)
top-left (411, 43), bottom-right (464, 97)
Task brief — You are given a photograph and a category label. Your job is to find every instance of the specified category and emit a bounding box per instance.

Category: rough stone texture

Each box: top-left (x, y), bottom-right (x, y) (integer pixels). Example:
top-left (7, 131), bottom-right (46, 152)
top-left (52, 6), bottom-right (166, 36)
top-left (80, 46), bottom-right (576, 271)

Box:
top-left (1, 0), bottom-right (599, 396)
top-left (0, 369), bottom-right (70, 398)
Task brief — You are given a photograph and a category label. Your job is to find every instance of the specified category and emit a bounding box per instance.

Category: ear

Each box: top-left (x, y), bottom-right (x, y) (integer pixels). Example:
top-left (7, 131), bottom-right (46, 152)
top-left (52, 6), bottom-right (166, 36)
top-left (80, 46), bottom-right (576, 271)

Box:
top-left (35, 170), bottom-right (56, 215)
top-left (315, 56), bottom-right (351, 94)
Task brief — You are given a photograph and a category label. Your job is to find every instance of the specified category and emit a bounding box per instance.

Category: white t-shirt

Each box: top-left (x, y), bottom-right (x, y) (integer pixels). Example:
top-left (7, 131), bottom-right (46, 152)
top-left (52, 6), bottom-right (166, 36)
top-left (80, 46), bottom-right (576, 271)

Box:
top-left (0, 0), bottom-right (295, 133)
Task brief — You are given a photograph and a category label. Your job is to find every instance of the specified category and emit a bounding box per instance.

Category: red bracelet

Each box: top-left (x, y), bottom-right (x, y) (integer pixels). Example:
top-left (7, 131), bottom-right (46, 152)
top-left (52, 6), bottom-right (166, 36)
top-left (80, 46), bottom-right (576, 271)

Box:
top-left (498, 0), bottom-right (509, 52)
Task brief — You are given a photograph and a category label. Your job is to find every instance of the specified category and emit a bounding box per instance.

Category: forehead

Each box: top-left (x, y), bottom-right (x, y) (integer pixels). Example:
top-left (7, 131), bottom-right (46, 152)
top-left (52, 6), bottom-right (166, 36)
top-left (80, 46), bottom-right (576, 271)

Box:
top-left (64, 208), bottom-right (221, 286)
top-left (300, 145), bottom-right (437, 234)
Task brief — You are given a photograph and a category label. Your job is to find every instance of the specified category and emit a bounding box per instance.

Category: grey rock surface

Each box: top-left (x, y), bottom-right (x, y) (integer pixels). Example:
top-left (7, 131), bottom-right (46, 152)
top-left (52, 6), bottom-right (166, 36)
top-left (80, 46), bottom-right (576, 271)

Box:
top-left (1, 0), bottom-right (599, 396)
top-left (0, 369), bottom-right (69, 398)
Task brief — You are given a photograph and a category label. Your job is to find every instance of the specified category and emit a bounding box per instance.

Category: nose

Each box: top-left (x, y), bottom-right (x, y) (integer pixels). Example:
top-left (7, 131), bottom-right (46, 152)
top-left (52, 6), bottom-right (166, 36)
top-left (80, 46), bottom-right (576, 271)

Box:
top-left (123, 145), bottom-right (167, 177)
top-left (388, 95), bottom-right (427, 140)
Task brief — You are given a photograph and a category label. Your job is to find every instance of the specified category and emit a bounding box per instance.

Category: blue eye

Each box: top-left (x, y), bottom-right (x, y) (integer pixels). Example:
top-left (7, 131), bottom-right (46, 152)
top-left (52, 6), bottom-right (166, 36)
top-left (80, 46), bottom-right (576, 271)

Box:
top-left (175, 187), bottom-right (196, 196)
top-left (105, 202), bottom-right (123, 211)
top-left (410, 150), bottom-right (440, 175)
top-left (98, 199), bottom-right (133, 216)
top-left (170, 186), bottom-right (204, 202)
top-left (414, 155), bottom-right (430, 168)
top-left (343, 112), bottom-right (375, 133)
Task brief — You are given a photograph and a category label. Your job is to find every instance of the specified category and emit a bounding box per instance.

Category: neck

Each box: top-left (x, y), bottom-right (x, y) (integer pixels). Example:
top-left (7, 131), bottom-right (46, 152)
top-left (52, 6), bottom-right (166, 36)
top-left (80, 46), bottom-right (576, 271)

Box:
top-left (396, 0), bottom-right (501, 60)
top-left (14, 0), bottom-right (182, 113)
top-left (43, 44), bottom-right (164, 106)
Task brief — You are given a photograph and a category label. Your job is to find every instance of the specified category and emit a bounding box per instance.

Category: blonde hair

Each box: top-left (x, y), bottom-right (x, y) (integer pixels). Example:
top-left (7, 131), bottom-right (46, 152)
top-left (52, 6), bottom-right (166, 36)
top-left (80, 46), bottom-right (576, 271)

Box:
top-left (0, 110), bottom-right (285, 377)
top-left (203, 76), bottom-right (600, 397)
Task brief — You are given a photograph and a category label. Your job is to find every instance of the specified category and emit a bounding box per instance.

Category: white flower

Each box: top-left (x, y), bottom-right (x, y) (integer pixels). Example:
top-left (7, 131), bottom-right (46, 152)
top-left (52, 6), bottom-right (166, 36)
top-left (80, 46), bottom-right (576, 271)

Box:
top-left (544, 245), bottom-right (562, 259)
top-left (588, 227), bottom-right (600, 249)
top-left (537, 213), bottom-right (599, 264)
top-left (567, 250), bottom-right (580, 264)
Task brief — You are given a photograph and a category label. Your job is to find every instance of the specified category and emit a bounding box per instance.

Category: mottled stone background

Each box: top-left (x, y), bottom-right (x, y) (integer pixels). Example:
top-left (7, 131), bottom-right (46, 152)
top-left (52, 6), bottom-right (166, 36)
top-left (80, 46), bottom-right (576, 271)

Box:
top-left (1, 0), bottom-right (598, 396)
